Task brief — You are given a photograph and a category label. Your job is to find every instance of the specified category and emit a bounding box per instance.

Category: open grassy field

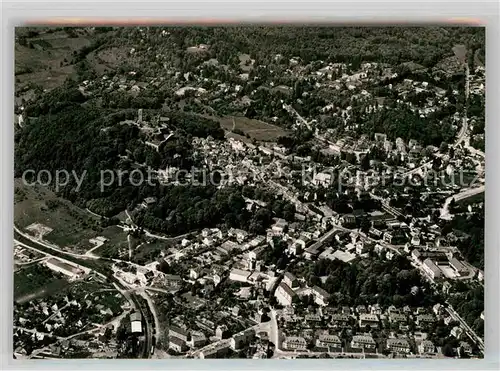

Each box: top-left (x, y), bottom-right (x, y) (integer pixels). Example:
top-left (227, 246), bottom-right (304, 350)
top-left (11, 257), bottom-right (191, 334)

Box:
top-left (218, 115), bottom-right (290, 142)
top-left (14, 179), bottom-right (104, 254)
top-left (14, 263), bottom-right (70, 303)
top-left (131, 239), bottom-right (177, 265)
top-left (86, 45), bottom-right (131, 74)
top-left (15, 29), bottom-right (93, 97)
top-left (369, 211), bottom-right (395, 222)
top-left (238, 53), bottom-right (254, 72)
top-left (91, 226), bottom-right (130, 259)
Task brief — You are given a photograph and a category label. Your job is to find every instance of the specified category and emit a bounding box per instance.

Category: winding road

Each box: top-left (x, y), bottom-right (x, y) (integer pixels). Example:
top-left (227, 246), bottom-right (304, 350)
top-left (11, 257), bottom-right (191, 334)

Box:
top-left (439, 185), bottom-right (485, 220)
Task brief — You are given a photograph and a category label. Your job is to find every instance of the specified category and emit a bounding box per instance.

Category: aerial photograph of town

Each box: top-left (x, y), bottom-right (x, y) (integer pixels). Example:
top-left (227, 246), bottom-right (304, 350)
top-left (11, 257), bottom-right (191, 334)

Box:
top-left (13, 25), bottom-right (485, 360)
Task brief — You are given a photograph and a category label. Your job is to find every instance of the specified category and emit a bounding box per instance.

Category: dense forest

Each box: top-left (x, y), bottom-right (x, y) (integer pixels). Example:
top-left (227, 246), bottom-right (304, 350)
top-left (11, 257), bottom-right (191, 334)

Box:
top-left (442, 208), bottom-right (485, 270)
top-left (132, 185), bottom-right (295, 236)
top-left (448, 284), bottom-right (484, 338)
top-left (289, 255), bottom-right (441, 307)
top-left (142, 26), bottom-right (485, 68)
top-left (15, 92), bottom-right (294, 234)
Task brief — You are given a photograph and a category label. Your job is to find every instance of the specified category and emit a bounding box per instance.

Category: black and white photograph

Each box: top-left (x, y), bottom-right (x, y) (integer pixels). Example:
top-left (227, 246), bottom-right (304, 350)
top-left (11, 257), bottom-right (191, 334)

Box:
top-left (13, 24), bottom-right (486, 360)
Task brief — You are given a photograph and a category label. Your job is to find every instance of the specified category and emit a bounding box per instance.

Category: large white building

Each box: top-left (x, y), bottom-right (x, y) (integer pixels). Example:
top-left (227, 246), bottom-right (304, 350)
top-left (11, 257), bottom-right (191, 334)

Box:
top-left (229, 268), bottom-right (251, 283)
top-left (311, 285), bottom-right (330, 306)
top-left (45, 258), bottom-right (85, 280)
top-left (275, 282), bottom-right (296, 306)
top-left (422, 258), bottom-right (442, 279)
top-left (283, 272), bottom-right (299, 289)
top-left (130, 311), bottom-right (142, 334)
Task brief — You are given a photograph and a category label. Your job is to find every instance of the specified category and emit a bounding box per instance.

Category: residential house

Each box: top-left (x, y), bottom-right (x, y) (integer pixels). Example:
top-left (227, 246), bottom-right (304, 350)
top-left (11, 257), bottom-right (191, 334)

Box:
top-left (418, 340), bottom-right (435, 355)
top-left (230, 328), bottom-right (256, 350)
top-left (386, 338), bottom-right (411, 354)
top-left (369, 227), bottom-right (383, 240)
top-left (451, 326), bottom-right (464, 339)
top-left (351, 335), bottom-right (376, 350)
top-left (330, 314), bottom-right (350, 328)
top-left (304, 245), bottom-right (321, 260)
top-left (190, 268), bottom-right (202, 280)
top-left (188, 332), bottom-right (207, 348)
top-left (340, 215), bottom-right (356, 227)
top-left (169, 336), bottom-right (187, 353)
top-left (374, 244), bottom-right (385, 256)
top-left (305, 313), bottom-right (322, 323)
top-left (389, 313), bottom-right (407, 324)
top-left (283, 336), bottom-right (307, 351)
top-left (369, 304), bottom-right (382, 315)
top-left (341, 306), bottom-right (351, 315)
top-left (141, 197), bottom-right (157, 208)
top-left (272, 219), bottom-right (288, 235)
top-left (356, 305), bottom-right (367, 314)
top-left (359, 314), bottom-right (379, 329)
top-left (313, 172), bottom-right (333, 187)
top-left (169, 326), bottom-right (190, 343)
top-left (219, 240), bottom-right (240, 255)
top-left (387, 305), bottom-right (398, 314)
top-left (316, 334), bottom-right (342, 351)
top-left (216, 324), bottom-right (230, 340)
top-left (415, 314), bottom-right (436, 327)
top-left (165, 274), bottom-right (183, 289)
top-left (356, 242), bottom-right (369, 255)
top-left (458, 341), bottom-right (472, 355)
top-left (432, 303), bottom-right (443, 316)
top-left (289, 242), bottom-right (303, 256)
top-left (283, 272), bottom-right (299, 289)
top-left (248, 246), bottom-right (266, 262)
top-left (228, 228), bottom-right (249, 243)
top-left (202, 237), bottom-right (214, 247)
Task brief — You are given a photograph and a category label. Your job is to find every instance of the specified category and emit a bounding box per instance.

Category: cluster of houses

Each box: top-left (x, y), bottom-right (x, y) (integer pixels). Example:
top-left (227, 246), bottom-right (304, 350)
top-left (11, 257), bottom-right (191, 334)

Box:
top-left (167, 324), bottom-right (257, 358)
top-left (278, 302), bottom-right (477, 356)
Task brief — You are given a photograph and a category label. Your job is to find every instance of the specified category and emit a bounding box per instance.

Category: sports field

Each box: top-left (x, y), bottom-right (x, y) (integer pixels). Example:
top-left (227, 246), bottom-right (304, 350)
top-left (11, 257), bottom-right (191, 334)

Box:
top-left (218, 115), bottom-right (290, 142)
